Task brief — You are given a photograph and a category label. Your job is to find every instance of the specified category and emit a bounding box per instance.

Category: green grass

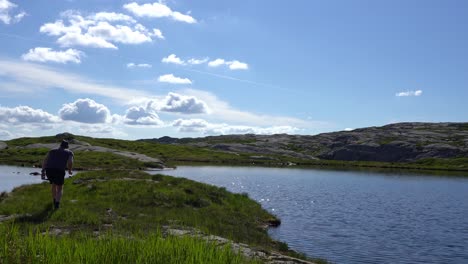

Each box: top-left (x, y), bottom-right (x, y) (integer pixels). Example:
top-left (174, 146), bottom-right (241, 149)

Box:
top-left (0, 225), bottom-right (256, 264)
top-left (291, 157), bottom-right (468, 175)
top-left (411, 157), bottom-right (468, 169)
top-left (0, 148), bottom-right (151, 170)
top-left (0, 170), bottom-right (306, 263)
top-left (0, 170), bottom-right (277, 246)
top-left (3, 134), bottom-right (304, 169)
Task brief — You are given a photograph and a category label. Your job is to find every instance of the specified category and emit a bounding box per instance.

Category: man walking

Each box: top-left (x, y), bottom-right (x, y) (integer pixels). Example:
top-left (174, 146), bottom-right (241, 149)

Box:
top-left (41, 139), bottom-right (74, 209)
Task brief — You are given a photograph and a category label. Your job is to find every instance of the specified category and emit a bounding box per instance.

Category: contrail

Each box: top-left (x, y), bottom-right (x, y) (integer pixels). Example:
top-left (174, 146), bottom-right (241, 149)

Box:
top-left (182, 67), bottom-right (285, 90)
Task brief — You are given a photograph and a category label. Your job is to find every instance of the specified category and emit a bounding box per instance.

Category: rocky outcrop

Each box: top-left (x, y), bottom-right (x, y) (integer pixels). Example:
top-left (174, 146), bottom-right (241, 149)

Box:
top-left (142, 122), bottom-right (468, 163)
top-left (164, 227), bottom-right (316, 264)
top-left (0, 141), bottom-right (7, 150)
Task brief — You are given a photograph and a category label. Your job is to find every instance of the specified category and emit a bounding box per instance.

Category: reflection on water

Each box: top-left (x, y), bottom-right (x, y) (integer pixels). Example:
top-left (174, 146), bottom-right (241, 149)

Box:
top-left (154, 166), bottom-right (468, 264)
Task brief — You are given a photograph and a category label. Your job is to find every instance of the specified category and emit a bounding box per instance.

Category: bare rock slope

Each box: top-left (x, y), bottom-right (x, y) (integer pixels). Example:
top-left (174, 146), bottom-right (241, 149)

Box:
top-left (143, 122), bottom-right (468, 162)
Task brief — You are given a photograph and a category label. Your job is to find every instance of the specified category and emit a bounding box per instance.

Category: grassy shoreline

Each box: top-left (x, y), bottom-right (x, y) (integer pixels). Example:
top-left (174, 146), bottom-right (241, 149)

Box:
top-left (0, 169), bottom-right (324, 263)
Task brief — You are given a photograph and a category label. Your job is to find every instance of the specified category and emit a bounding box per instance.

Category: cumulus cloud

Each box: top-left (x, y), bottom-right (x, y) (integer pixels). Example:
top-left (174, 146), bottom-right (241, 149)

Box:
top-left (207, 58), bottom-right (225, 67)
top-left (172, 118), bottom-right (208, 132)
top-left (124, 102), bottom-right (163, 126)
top-left (162, 54), bottom-right (210, 66)
top-left (162, 54), bottom-right (246, 70)
top-left (228, 60), bottom-right (249, 70)
top-left (150, 28), bottom-right (164, 39)
top-left (127, 62), bottom-right (152, 68)
top-left (0, 105), bottom-right (59, 124)
top-left (159, 92), bottom-right (209, 114)
top-left (123, 2), bottom-right (196, 24)
top-left (21, 47), bottom-right (83, 64)
top-left (59, 98), bottom-right (111, 124)
top-left (91, 12), bottom-right (136, 23)
top-left (162, 54), bottom-right (185, 65)
top-left (396, 90), bottom-right (423, 97)
top-left (57, 33), bottom-right (118, 49)
top-left (208, 58), bottom-right (249, 70)
top-left (0, 0), bottom-right (26, 24)
top-left (172, 118), bottom-right (299, 135)
top-left (158, 74), bottom-right (192, 84)
top-left (40, 10), bottom-right (164, 49)
top-left (188, 58), bottom-right (209, 65)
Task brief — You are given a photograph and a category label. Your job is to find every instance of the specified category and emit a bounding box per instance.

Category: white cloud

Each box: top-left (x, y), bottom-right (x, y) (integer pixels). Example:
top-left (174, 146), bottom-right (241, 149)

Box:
top-left (127, 62), bottom-right (152, 68)
top-left (172, 118), bottom-right (299, 135)
top-left (227, 60), bottom-right (249, 70)
top-left (208, 58), bottom-right (249, 70)
top-left (124, 102), bottom-right (163, 126)
top-left (40, 20), bottom-right (79, 36)
top-left (162, 54), bottom-right (185, 65)
top-left (57, 33), bottom-right (118, 49)
top-left (159, 92), bottom-right (209, 114)
top-left (172, 118), bottom-right (209, 132)
top-left (58, 98), bottom-right (111, 124)
top-left (150, 28), bottom-right (164, 39)
top-left (0, 59), bottom-right (152, 102)
top-left (396, 90), bottom-right (423, 97)
top-left (343, 128), bottom-right (354, 131)
top-left (123, 2), bottom-right (196, 24)
top-left (0, 59), bottom-right (322, 133)
top-left (208, 58), bottom-right (225, 67)
top-left (170, 11), bottom-right (196, 24)
top-left (87, 21), bottom-right (152, 44)
top-left (0, 0), bottom-right (25, 24)
top-left (158, 74), bottom-right (192, 84)
top-left (0, 105), bottom-right (59, 124)
top-left (182, 89), bottom-right (319, 128)
top-left (162, 55), bottom-right (247, 70)
top-left (188, 58), bottom-right (209, 65)
top-left (91, 12), bottom-right (136, 23)
top-left (21, 47), bottom-right (83, 64)
top-left (39, 10), bottom-right (163, 49)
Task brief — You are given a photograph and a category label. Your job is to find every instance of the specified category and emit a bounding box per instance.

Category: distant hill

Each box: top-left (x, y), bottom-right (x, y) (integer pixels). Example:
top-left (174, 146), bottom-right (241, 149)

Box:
top-left (140, 122), bottom-right (468, 163)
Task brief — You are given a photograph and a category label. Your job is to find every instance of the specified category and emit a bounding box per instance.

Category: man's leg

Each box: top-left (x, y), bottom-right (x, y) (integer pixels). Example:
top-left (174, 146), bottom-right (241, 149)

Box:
top-left (51, 184), bottom-right (63, 209)
top-left (55, 185), bottom-right (63, 203)
top-left (51, 184), bottom-right (57, 203)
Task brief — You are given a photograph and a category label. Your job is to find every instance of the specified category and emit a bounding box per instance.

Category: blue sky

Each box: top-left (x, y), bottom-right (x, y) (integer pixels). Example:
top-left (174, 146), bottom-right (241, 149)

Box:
top-left (0, 0), bottom-right (467, 140)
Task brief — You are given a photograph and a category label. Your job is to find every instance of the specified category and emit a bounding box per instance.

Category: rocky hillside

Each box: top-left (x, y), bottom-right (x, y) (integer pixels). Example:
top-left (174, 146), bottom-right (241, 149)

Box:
top-left (142, 122), bottom-right (468, 163)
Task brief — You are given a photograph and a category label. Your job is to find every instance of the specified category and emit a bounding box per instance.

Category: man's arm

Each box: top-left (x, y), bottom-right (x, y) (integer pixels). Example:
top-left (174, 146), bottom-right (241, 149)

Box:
top-left (67, 154), bottom-right (74, 175)
top-left (41, 152), bottom-right (49, 179)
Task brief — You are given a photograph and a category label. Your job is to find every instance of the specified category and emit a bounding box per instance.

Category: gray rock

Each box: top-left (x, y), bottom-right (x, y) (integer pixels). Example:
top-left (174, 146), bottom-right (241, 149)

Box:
top-left (152, 122), bottom-right (468, 163)
top-left (21, 142), bottom-right (164, 168)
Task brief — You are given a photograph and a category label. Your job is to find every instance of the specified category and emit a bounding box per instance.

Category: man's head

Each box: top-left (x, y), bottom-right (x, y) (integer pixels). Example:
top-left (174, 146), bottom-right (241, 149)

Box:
top-left (60, 139), bottom-right (69, 149)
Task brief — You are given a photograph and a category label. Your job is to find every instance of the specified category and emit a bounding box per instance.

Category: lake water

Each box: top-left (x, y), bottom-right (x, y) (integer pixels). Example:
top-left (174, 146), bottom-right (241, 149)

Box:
top-left (0, 165), bottom-right (45, 193)
top-left (152, 166), bottom-right (468, 264)
top-left (2, 165), bottom-right (468, 263)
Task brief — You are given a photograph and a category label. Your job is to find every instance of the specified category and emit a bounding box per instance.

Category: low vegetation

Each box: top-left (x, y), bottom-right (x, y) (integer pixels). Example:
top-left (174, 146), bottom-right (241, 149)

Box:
top-left (1, 225), bottom-right (252, 264)
top-left (0, 169), bottom-right (319, 263)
